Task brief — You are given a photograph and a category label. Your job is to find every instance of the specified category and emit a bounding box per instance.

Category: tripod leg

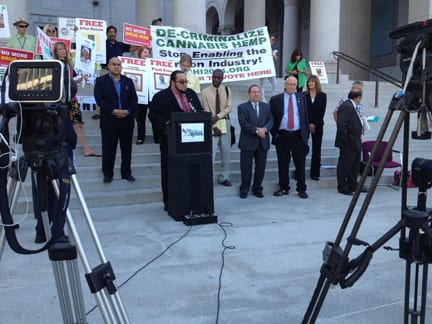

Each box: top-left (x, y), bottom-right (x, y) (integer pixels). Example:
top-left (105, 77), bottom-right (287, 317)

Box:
top-left (51, 179), bottom-right (123, 323)
top-left (70, 174), bottom-right (130, 323)
top-left (420, 263), bottom-right (428, 324)
top-left (0, 176), bottom-right (22, 262)
top-left (49, 243), bottom-right (87, 324)
top-left (404, 261), bottom-right (429, 324)
top-left (302, 276), bottom-right (332, 324)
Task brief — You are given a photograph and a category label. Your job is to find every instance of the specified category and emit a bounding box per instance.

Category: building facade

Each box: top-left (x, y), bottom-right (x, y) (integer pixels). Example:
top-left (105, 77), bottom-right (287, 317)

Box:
top-left (4, 0), bottom-right (432, 80)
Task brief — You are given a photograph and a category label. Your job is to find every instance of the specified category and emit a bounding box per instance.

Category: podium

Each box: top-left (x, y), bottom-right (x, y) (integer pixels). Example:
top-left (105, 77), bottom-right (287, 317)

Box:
top-left (166, 112), bottom-right (217, 225)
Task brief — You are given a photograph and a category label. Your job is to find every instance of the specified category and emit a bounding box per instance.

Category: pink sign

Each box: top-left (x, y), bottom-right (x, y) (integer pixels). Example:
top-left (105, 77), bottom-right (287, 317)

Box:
top-left (123, 23), bottom-right (151, 47)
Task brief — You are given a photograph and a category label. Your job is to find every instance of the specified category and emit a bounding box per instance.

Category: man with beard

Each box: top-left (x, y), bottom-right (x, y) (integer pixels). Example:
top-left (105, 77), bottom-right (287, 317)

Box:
top-left (149, 70), bottom-right (203, 211)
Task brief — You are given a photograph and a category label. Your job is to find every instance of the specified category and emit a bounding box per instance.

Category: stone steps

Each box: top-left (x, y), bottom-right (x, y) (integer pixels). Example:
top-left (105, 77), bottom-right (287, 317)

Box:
top-left (8, 78), bottom-right (408, 213)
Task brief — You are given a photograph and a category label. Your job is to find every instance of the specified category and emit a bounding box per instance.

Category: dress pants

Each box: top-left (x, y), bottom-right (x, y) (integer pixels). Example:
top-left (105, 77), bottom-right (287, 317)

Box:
top-left (136, 104), bottom-right (148, 142)
top-left (310, 125), bottom-right (323, 178)
top-left (212, 118), bottom-right (231, 183)
top-left (159, 135), bottom-right (169, 207)
top-left (336, 146), bottom-right (359, 191)
top-left (275, 130), bottom-right (307, 192)
top-left (239, 146), bottom-right (267, 195)
top-left (101, 127), bottom-right (133, 178)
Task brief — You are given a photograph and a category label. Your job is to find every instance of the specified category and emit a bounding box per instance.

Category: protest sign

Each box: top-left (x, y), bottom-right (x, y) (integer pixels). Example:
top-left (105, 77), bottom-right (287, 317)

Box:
top-left (119, 56), bottom-right (150, 104)
top-left (58, 17), bottom-right (78, 42)
top-left (75, 18), bottom-right (106, 64)
top-left (36, 27), bottom-right (52, 58)
top-left (119, 56), bottom-right (175, 103)
top-left (0, 47), bottom-right (33, 99)
top-left (0, 5), bottom-right (10, 39)
top-left (151, 26), bottom-right (275, 83)
top-left (123, 23), bottom-right (151, 47)
top-left (309, 61), bottom-right (328, 84)
top-left (75, 36), bottom-right (96, 74)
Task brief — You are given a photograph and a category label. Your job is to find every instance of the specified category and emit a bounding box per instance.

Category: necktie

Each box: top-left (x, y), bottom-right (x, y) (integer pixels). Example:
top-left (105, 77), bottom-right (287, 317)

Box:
top-left (254, 103), bottom-right (259, 118)
top-left (181, 94), bottom-right (190, 112)
top-left (287, 95), bottom-right (294, 129)
top-left (215, 88), bottom-right (221, 114)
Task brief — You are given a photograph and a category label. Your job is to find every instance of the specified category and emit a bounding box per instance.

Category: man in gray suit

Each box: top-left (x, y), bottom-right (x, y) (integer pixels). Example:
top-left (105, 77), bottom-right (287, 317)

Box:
top-left (238, 85), bottom-right (274, 198)
top-left (270, 76), bottom-right (310, 198)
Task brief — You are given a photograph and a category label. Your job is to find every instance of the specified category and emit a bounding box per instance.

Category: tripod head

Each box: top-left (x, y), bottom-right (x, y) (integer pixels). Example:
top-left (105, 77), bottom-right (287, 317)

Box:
top-left (389, 20), bottom-right (432, 139)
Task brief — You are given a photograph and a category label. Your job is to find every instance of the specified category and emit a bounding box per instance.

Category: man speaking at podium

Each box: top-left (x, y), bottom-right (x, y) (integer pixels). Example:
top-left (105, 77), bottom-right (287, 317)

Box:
top-left (149, 70), bottom-right (203, 212)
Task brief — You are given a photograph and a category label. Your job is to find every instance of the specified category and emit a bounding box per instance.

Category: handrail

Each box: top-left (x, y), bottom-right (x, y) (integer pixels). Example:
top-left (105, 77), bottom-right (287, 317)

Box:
top-left (332, 51), bottom-right (402, 107)
top-left (332, 51), bottom-right (402, 88)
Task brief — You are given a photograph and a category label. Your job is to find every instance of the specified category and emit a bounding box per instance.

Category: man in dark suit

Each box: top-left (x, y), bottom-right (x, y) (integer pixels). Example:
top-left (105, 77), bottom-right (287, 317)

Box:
top-left (238, 84), bottom-right (274, 199)
top-left (270, 76), bottom-right (310, 199)
top-left (94, 57), bottom-right (138, 183)
top-left (148, 70), bottom-right (203, 211)
top-left (335, 90), bottom-right (363, 195)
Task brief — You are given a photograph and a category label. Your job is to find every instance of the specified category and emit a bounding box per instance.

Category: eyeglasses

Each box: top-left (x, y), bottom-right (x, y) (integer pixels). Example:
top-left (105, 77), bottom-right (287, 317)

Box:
top-left (17, 25), bottom-right (28, 28)
top-left (175, 80), bottom-right (188, 85)
top-left (47, 29), bottom-right (55, 33)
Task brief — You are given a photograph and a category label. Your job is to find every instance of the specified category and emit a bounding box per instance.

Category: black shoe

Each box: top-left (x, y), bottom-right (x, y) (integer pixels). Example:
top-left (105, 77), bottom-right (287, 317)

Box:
top-left (91, 113), bottom-right (100, 120)
top-left (298, 191), bottom-right (309, 199)
top-left (136, 139), bottom-right (144, 145)
top-left (122, 175), bottom-right (136, 182)
top-left (240, 192), bottom-right (247, 199)
top-left (220, 179), bottom-right (232, 187)
top-left (338, 188), bottom-right (353, 196)
top-left (103, 177), bottom-right (112, 183)
top-left (35, 232), bottom-right (46, 244)
top-left (311, 176), bottom-right (320, 181)
top-left (253, 191), bottom-right (264, 198)
top-left (273, 189), bottom-right (289, 197)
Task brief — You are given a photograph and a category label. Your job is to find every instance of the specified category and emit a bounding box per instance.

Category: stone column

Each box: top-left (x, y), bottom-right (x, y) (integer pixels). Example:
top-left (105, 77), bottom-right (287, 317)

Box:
top-left (4, 0), bottom-right (28, 31)
top-left (243, 0), bottom-right (265, 31)
top-left (136, 1), bottom-right (161, 27)
top-left (309, 0), bottom-right (340, 61)
top-left (282, 0), bottom-right (299, 74)
top-left (172, 0), bottom-right (205, 32)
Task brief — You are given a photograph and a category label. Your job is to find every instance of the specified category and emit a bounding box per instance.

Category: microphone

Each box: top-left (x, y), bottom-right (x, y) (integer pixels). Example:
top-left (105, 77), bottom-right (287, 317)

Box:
top-left (188, 97), bottom-right (196, 112)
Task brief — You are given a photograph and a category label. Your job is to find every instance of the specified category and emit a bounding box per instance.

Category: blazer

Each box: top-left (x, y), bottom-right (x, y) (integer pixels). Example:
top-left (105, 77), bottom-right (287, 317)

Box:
top-left (269, 92), bottom-right (310, 145)
top-left (335, 100), bottom-right (362, 151)
top-left (94, 74), bottom-right (138, 130)
top-left (148, 87), bottom-right (203, 134)
top-left (305, 92), bottom-right (327, 127)
top-left (237, 101), bottom-right (274, 152)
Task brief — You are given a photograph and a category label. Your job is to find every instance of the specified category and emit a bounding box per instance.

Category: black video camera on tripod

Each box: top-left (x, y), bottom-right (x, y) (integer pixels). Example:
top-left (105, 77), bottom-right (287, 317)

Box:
top-left (303, 20), bottom-right (432, 324)
top-left (389, 19), bottom-right (432, 139)
top-left (0, 60), bottom-right (130, 322)
top-left (0, 59), bottom-right (75, 252)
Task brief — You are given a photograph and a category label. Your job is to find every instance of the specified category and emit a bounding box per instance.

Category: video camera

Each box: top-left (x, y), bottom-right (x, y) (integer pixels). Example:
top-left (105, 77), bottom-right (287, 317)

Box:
top-left (1, 60), bottom-right (72, 159)
top-left (412, 157), bottom-right (432, 190)
top-left (389, 19), bottom-right (432, 139)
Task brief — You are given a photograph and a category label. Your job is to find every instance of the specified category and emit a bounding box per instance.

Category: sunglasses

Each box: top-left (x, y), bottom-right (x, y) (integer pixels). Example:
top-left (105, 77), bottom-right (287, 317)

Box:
top-left (17, 25), bottom-right (28, 28)
top-left (175, 80), bottom-right (188, 85)
top-left (47, 29), bottom-right (55, 33)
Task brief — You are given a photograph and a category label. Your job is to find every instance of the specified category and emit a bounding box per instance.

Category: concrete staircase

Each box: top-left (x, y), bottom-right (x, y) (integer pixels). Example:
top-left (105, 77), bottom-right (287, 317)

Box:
top-left (10, 77), bottom-right (419, 212)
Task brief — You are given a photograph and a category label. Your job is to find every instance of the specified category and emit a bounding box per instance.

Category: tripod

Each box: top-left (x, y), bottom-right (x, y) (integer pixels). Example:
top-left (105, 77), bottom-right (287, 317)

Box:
top-left (0, 112), bottom-right (129, 323)
top-left (302, 42), bottom-right (432, 323)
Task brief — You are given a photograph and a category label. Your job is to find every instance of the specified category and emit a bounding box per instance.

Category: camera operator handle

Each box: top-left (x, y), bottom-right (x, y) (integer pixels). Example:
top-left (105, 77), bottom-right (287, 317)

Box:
top-left (340, 249), bottom-right (373, 289)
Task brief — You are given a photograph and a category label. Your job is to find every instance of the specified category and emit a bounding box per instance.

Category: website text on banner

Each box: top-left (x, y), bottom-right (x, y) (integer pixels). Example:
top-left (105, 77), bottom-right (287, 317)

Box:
top-left (151, 26), bottom-right (275, 83)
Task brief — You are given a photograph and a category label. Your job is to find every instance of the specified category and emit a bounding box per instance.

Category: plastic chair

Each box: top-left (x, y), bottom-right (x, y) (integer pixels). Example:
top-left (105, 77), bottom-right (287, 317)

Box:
top-left (361, 140), bottom-right (402, 188)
